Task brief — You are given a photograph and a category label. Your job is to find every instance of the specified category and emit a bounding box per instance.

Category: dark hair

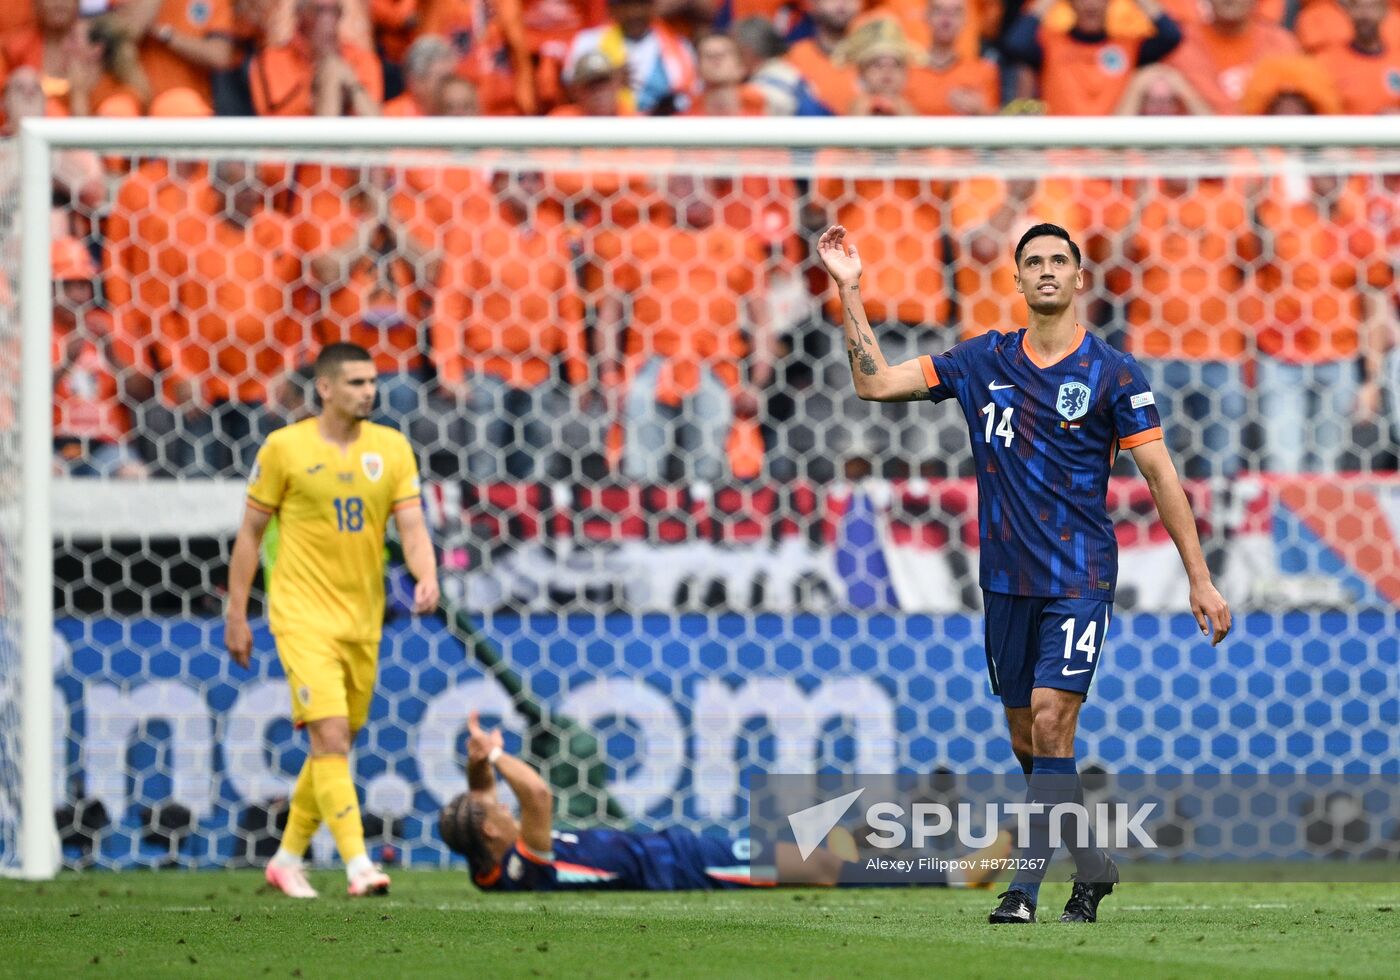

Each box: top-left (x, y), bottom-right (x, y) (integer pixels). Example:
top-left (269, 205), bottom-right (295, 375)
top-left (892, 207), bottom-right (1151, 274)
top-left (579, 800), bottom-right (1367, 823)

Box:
top-left (1014, 223), bottom-right (1082, 267)
top-left (733, 16), bottom-right (787, 59)
top-left (314, 342), bottom-right (374, 379)
top-left (439, 793), bottom-right (497, 879)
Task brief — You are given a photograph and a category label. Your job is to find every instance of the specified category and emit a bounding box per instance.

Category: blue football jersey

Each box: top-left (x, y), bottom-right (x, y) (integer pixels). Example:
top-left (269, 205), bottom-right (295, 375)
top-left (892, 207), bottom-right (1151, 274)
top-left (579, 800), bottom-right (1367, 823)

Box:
top-left (474, 828), bottom-right (757, 892)
top-left (920, 325), bottom-right (1162, 601)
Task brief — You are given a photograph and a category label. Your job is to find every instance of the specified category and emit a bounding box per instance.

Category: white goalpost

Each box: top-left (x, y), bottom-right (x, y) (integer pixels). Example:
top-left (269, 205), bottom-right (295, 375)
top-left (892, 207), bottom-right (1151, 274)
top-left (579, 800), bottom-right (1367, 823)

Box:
top-left (7, 115), bottom-right (1400, 880)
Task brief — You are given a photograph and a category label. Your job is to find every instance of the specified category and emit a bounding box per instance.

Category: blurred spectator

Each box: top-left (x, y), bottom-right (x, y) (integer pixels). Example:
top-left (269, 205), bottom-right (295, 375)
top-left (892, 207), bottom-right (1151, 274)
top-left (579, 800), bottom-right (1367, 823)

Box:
top-left (249, 0), bottom-right (383, 115)
top-left (550, 48), bottom-right (633, 112)
top-left (1115, 60), bottom-right (1210, 113)
top-left (445, 0), bottom-right (564, 115)
top-left (158, 160), bottom-right (301, 475)
top-left (432, 170), bottom-right (587, 481)
top-left (687, 32), bottom-right (767, 114)
top-left (732, 14), bottom-right (808, 114)
top-left (1, 66), bottom-right (105, 237)
top-left (1238, 53), bottom-right (1341, 113)
top-left (835, 16), bottom-right (918, 115)
top-left (1252, 162), bottom-right (1393, 473)
top-left (950, 174), bottom-right (1081, 338)
top-left (719, 1), bottom-right (811, 44)
top-left (784, 0), bottom-right (860, 113)
top-left (436, 72), bottom-right (480, 113)
top-left (904, 0), bottom-right (998, 115)
top-left (110, 0), bottom-right (238, 107)
top-left (593, 175), bottom-right (774, 484)
top-left (1295, 0), bottom-right (1400, 54)
top-left (1165, 0), bottom-right (1298, 114)
top-left (383, 33), bottom-right (456, 115)
top-left (1004, 0), bottom-right (1182, 115)
top-left (300, 168), bottom-right (433, 431)
top-left (1121, 170), bottom-right (1254, 479)
top-left (51, 238), bottom-right (150, 479)
top-left (1, 0), bottom-right (127, 117)
top-left (564, 0), bottom-right (697, 114)
top-left (1315, 0), bottom-right (1400, 114)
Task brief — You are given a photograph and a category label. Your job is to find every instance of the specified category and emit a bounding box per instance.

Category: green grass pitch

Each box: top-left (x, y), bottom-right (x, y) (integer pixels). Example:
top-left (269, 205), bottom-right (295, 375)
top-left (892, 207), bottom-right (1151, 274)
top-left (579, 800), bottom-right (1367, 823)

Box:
top-left (4, 871), bottom-right (1398, 978)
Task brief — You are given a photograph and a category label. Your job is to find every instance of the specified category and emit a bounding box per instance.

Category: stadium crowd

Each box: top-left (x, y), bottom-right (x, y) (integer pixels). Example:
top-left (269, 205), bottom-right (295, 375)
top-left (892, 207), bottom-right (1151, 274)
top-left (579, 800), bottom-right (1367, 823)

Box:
top-left (1, 0), bottom-right (1398, 483)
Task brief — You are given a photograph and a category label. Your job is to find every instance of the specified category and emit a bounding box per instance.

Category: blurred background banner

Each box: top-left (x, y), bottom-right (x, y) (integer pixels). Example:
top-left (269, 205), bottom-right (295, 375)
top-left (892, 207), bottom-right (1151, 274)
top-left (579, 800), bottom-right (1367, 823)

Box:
top-left (50, 609), bottom-right (1397, 869)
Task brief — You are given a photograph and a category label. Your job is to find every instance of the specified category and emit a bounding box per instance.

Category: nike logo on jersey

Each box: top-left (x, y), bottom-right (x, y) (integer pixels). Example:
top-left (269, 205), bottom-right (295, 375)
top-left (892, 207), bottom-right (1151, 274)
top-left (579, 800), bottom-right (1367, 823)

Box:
top-left (988, 382), bottom-right (1016, 390)
top-left (306, 464), bottom-right (325, 474)
top-left (1062, 666), bottom-right (1092, 676)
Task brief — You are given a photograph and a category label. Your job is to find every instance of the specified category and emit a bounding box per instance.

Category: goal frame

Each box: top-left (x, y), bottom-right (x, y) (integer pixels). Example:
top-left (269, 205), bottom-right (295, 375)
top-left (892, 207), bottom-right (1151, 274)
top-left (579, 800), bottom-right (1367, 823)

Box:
top-left (14, 114), bottom-right (1400, 879)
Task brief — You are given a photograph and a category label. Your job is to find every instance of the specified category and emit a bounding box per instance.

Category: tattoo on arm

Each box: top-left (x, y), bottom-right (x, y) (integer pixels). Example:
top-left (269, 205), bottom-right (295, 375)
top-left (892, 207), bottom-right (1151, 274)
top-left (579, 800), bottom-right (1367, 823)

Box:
top-left (848, 337), bottom-right (878, 376)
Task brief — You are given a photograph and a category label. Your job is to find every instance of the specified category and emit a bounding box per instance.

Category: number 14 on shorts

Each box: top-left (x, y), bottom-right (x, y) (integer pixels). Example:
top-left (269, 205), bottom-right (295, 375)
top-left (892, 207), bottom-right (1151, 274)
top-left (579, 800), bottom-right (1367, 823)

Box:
top-left (1059, 613), bottom-right (1108, 677)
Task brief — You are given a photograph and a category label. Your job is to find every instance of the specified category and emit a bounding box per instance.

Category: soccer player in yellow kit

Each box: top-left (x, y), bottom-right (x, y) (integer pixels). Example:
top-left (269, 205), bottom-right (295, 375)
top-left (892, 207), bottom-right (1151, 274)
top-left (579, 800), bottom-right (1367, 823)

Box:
top-left (225, 343), bottom-right (440, 898)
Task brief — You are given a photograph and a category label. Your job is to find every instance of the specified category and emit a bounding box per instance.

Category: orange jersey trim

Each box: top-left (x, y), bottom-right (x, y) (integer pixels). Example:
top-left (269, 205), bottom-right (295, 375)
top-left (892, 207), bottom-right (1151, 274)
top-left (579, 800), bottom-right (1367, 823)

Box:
top-left (245, 496), bottom-right (277, 514)
top-left (1023, 324), bottom-right (1087, 370)
top-left (474, 865), bottom-right (502, 887)
top-left (391, 496), bottom-right (420, 512)
top-left (920, 355), bottom-right (940, 390)
top-left (1119, 426), bottom-right (1164, 450)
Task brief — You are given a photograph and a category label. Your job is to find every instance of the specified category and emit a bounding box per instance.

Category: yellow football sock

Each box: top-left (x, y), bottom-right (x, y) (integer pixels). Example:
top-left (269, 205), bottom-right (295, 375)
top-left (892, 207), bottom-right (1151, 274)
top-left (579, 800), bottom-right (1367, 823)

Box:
top-left (310, 753), bottom-right (366, 863)
top-left (279, 758), bottom-right (321, 858)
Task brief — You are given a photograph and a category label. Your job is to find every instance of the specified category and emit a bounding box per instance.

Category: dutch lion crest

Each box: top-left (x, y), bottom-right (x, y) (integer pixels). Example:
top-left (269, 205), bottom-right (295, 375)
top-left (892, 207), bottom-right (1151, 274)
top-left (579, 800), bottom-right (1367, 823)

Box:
top-left (1057, 382), bottom-right (1092, 421)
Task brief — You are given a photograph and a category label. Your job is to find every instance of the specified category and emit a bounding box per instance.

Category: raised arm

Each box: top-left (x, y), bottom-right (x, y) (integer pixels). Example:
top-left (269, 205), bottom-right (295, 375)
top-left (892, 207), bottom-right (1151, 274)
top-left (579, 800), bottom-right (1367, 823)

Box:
top-left (1130, 439), bottom-right (1231, 645)
top-left (494, 754), bottom-right (553, 854)
top-left (225, 504), bottom-right (273, 669)
top-left (816, 226), bottom-right (932, 402)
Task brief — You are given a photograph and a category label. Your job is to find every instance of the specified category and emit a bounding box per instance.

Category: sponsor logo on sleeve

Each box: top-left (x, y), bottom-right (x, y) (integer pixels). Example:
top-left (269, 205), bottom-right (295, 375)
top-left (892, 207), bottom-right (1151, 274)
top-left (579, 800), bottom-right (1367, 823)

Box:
top-left (1130, 392), bottom-right (1156, 409)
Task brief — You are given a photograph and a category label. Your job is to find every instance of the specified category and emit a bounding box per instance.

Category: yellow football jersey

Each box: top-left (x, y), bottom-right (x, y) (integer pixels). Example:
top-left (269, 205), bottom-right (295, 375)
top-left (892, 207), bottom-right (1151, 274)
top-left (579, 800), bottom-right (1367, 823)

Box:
top-left (246, 418), bottom-right (421, 641)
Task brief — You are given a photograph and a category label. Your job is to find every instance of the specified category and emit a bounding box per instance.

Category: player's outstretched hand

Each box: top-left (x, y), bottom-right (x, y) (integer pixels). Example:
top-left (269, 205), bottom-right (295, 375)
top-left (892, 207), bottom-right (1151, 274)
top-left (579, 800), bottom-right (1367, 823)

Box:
top-left (1190, 579), bottom-right (1232, 647)
top-left (413, 576), bottom-right (441, 615)
top-left (817, 225), bottom-right (862, 287)
top-left (225, 614), bottom-right (253, 670)
top-left (467, 711), bottom-right (504, 765)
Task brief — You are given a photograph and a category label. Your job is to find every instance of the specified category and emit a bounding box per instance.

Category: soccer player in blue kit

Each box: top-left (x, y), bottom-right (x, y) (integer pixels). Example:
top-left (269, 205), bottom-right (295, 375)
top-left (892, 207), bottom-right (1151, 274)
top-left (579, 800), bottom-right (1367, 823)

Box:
top-left (816, 222), bottom-right (1232, 924)
top-left (440, 712), bottom-right (1009, 891)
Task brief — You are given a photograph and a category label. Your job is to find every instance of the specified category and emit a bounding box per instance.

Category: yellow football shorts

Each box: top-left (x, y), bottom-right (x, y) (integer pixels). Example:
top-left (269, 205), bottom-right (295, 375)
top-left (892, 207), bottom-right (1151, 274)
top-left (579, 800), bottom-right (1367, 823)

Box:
top-left (275, 633), bottom-right (381, 730)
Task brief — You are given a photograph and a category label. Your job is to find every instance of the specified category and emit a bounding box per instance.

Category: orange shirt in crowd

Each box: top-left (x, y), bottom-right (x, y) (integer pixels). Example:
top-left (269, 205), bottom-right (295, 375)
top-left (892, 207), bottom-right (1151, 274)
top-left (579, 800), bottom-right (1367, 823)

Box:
top-left (458, 21), bottom-right (564, 115)
top-left (139, 0), bottom-right (235, 104)
top-left (595, 222), bottom-right (765, 402)
top-left (161, 189), bottom-right (302, 403)
top-left (1252, 176), bottom-right (1393, 364)
top-left (294, 192), bottom-right (429, 375)
top-left (814, 156), bottom-right (949, 326)
top-left (53, 310), bottom-right (134, 444)
top-left (1315, 41), bottom-right (1400, 114)
top-left (786, 39), bottom-right (859, 114)
top-left (1036, 27), bottom-right (1149, 115)
top-left (433, 208), bottom-right (586, 389)
top-left (0, 26), bottom-right (128, 116)
top-left (103, 161), bottom-right (209, 373)
top-left (905, 56), bottom-right (999, 114)
top-left (249, 36), bottom-right (383, 115)
top-left (1295, 0), bottom-right (1400, 52)
top-left (1125, 178), bottom-right (1253, 361)
top-left (949, 177), bottom-right (1081, 339)
top-left (1168, 17), bottom-right (1301, 114)
top-left (684, 84), bottom-right (768, 115)
top-left (0, 6), bottom-right (34, 37)
top-left (382, 91), bottom-right (427, 115)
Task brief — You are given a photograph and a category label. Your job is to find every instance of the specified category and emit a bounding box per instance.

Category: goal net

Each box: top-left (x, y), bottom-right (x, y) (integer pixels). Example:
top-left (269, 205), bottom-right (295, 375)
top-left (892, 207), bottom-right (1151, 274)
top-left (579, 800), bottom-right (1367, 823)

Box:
top-left (4, 119), bottom-right (1399, 876)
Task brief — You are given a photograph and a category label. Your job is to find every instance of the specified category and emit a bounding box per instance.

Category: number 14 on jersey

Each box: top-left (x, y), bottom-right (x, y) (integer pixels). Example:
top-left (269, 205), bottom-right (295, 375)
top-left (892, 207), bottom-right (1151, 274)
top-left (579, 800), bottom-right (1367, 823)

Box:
top-left (981, 403), bottom-right (1015, 448)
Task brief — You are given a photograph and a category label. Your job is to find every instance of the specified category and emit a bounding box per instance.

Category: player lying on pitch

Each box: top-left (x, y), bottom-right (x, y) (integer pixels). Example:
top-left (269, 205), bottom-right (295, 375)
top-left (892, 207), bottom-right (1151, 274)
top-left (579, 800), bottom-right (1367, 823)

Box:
top-left (439, 712), bottom-right (1009, 891)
